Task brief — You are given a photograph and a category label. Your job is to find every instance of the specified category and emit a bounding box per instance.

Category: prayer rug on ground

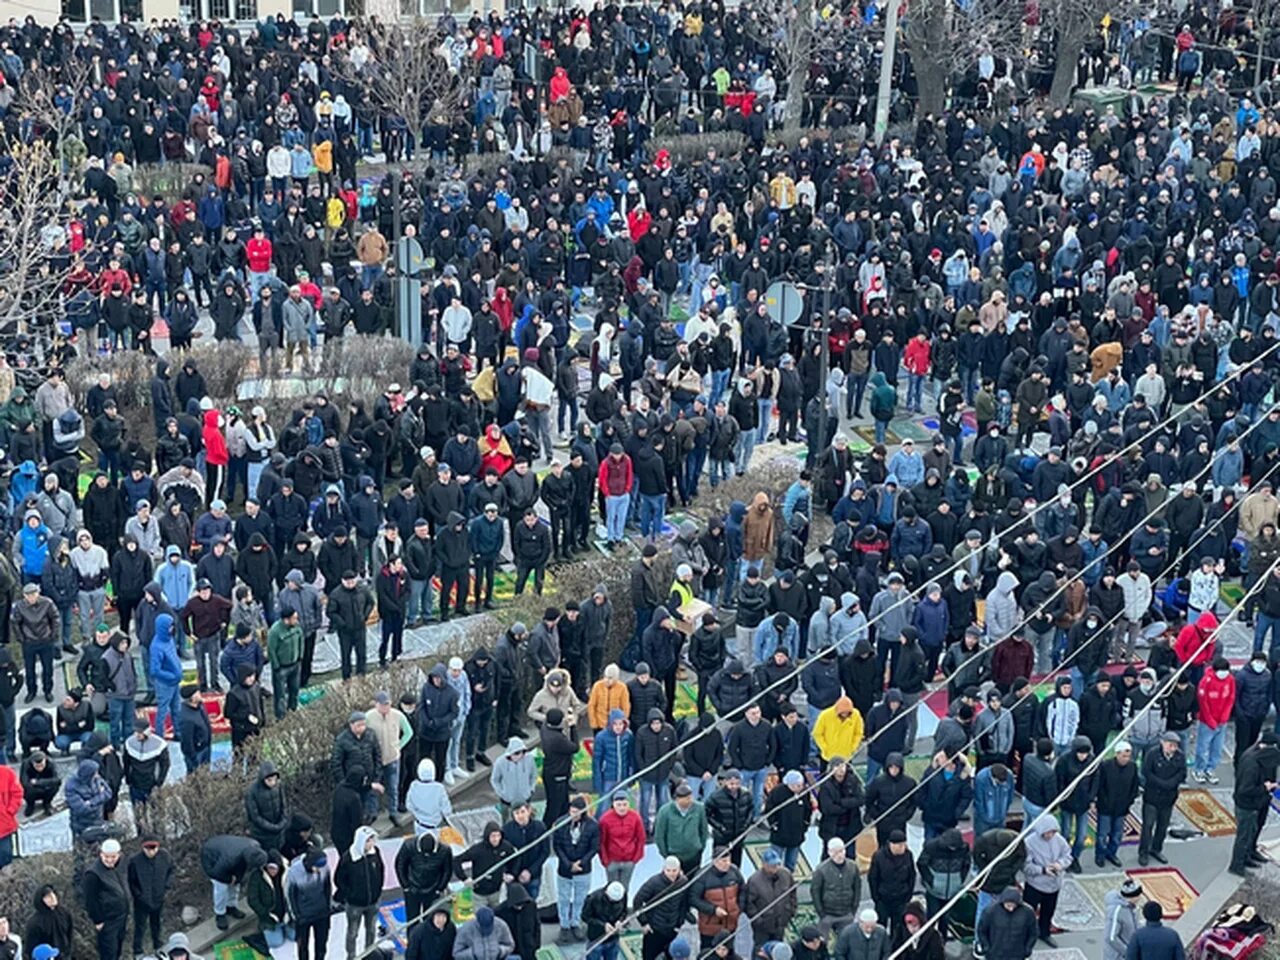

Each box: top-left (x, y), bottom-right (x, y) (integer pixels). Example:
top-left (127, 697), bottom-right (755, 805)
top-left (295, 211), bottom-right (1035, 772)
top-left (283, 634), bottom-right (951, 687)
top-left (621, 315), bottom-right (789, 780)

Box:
top-left (1052, 879), bottom-right (1105, 931)
top-left (1072, 873), bottom-right (1127, 918)
top-left (378, 900), bottom-right (409, 950)
top-left (1031, 950), bottom-right (1089, 960)
top-left (854, 425), bottom-right (899, 446)
top-left (1127, 866), bottom-right (1198, 919)
top-left (1086, 810), bottom-right (1142, 847)
top-left (744, 840), bottom-right (813, 881)
top-left (212, 941), bottom-right (260, 960)
top-left (1175, 788), bottom-right (1237, 836)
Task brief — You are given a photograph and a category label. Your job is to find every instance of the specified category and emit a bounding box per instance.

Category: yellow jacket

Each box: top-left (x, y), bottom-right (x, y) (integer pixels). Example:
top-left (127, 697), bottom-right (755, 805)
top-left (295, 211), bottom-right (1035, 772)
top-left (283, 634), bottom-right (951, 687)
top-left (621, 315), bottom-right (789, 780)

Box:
top-left (812, 704), bottom-right (864, 761)
top-left (587, 678), bottom-right (630, 731)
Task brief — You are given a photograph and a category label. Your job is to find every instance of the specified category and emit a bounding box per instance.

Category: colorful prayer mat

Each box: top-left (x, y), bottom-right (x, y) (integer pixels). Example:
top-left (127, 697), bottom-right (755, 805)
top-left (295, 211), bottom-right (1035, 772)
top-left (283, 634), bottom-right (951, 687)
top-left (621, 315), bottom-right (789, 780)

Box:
top-left (212, 940), bottom-right (260, 960)
top-left (1127, 866), bottom-right (1198, 919)
top-left (1053, 879), bottom-right (1106, 931)
top-left (1175, 788), bottom-right (1237, 837)
top-left (743, 840), bottom-right (813, 881)
top-left (1071, 872), bottom-right (1127, 918)
top-left (1086, 809), bottom-right (1142, 847)
top-left (378, 899), bottom-right (410, 950)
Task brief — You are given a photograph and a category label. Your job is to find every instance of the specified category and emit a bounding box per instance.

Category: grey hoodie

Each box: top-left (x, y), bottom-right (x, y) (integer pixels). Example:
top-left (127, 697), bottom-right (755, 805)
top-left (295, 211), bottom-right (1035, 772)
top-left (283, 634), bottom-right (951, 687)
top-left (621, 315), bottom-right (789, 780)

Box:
top-left (1103, 889), bottom-right (1139, 960)
top-left (984, 571), bottom-right (1020, 640)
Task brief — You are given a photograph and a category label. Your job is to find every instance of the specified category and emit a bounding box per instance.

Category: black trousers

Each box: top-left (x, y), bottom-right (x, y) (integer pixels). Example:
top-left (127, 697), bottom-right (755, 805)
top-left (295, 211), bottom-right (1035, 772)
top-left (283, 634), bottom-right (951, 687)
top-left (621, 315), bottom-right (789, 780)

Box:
top-left (1022, 886), bottom-right (1058, 938)
top-left (642, 929), bottom-right (677, 960)
top-left (550, 510), bottom-right (572, 557)
top-left (298, 916), bottom-right (330, 960)
top-left (96, 917), bottom-right (128, 960)
top-left (514, 562), bottom-right (545, 595)
top-left (439, 566), bottom-right (469, 617)
top-left (1139, 801), bottom-right (1172, 858)
top-left (425, 739), bottom-right (449, 779)
top-left (495, 683), bottom-right (525, 739)
top-left (544, 774), bottom-right (570, 826)
top-left (473, 556), bottom-right (497, 604)
top-left (133, 903), bottom-right (163, 953)
top-left (1231, 802), bottom-right (1264, 870)
top-left (300, 630), bottom-right (318, 686)
top-left (338, 630), bottom-right (366, 679)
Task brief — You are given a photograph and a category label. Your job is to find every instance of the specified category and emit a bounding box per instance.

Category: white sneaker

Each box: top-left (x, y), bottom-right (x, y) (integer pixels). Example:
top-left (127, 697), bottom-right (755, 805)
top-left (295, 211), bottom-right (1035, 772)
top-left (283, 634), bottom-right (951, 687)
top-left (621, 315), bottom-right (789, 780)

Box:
top-left (451, 766), bottom-right (468, 780)
top-left (443, 770), bottom-right (456, 786)
top-left (1206, 772), bottom-right (1220, 785)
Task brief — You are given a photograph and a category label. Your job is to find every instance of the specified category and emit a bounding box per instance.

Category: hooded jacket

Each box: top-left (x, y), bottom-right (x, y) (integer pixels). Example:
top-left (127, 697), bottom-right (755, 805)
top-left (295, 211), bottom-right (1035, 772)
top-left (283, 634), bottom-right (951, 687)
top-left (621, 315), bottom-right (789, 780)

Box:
top-left (1023, 814), bottom-right (1072, 893)
top-left (245, 760), bottom-right (289, 849)
top-left (984, 571), bottom-right (1020, 640)
top-left (335, 825), bottom-right (385, 908)
top-left (1103, 889), bottom-right (1139, 960)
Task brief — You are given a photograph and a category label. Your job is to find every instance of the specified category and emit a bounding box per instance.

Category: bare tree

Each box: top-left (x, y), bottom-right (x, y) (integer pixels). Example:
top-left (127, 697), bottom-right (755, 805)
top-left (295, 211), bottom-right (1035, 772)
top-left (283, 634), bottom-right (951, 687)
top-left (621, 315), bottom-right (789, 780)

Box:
top-left (1040, 1), bottom-right (1141, 105)
top-left (903, 0), bottom-right (1024, 116)
top-left (330, 18), bottom-right (472, 156)
top-left (0, 60), bottom-right (92, 335)
top-left (742, 0), bottom-right (847, 130)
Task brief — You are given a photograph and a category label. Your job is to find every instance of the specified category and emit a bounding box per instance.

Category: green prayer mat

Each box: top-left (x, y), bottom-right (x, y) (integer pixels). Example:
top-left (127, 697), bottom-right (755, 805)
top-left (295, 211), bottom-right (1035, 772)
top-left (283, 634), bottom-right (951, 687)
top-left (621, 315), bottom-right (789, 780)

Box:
top-left (212, 940), bottom-right (260, 960)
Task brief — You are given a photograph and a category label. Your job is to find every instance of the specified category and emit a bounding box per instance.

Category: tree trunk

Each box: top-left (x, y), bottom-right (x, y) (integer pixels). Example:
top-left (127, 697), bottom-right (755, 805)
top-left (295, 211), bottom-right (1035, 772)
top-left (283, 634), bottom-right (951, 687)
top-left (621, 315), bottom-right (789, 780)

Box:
top-left (785, 0), bottom-right (816, 130)
top-left (906, 1), bottom-right (950, 118)
top-left (1049, 21), bottom-right (1090, 106)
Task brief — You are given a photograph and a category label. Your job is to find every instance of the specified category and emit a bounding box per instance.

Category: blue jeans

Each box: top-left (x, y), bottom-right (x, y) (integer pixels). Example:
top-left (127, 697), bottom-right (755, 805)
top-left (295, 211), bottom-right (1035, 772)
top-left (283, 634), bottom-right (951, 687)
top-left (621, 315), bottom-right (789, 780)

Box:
top-left (735, 431), bottom-right (756, 474)
top-left (771, 844), bottom-right (800, 870)
top-left (264, 924), bottom-right (296, 949)
top-left (1059, 809), bottom-right (1088, 861)
top-left (108, 698), bottom-right (133, 748)
top-left (1022, 800), bottom-right (1046, 827)
top-left (557, 873), bottom-right (592, 928)
top-left (639, 493), bottom-right (666, 541)
top-left (382, 761), bottom-right (401, 814)
top-left (605, 494), bottom-right (629, 541)
top-left (756, 398), bottom-right (773, 442)
top-left (710, 458), bottom-right (734, 487)
top-left (588, 943), bottom-right (621, 960)
top-left (741, 767), bottom-right (767, 814)
top-left (710, 369), bottom-right (731, 407)
top-left (54, 732), bottom-right (93, 753)
top-left (638, 779), bottom-right (670, 829)
top-left (1195, 721), bottom-right (1227, 774)
top-left (720, 559), bottom-right (739, 606)
top-left (1095, 812), bottom-right (1126, 862)
top-left (0, 834), bottom-right (13, 869)
top-left (408, 579), bottom-right (430, 622)
top-left (154, 682), bottom-right (181, 738)
top-left (975, 889), bottom-right (995, 927)
top-left (1255, 612), bottom-right (1280, 654)
top-left (907, 374), bottom-right (925, 411)
top-left (874, 420), bottom-right (888, 444)
top-left (212, 879), bottom-right (239, 916)
top-left (866, 757), bottom-right (882, 784)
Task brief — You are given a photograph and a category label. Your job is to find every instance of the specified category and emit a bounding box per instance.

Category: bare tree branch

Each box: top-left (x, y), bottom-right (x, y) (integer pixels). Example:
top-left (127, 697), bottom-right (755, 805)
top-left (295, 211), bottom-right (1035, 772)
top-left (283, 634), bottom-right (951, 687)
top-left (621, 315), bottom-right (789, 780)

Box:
top-left (903, 0), bottom-right (1026, 115)
top-left (330, 18), bottom-right (472, 153)
top-left (740, 0), bottom-right (848, 129)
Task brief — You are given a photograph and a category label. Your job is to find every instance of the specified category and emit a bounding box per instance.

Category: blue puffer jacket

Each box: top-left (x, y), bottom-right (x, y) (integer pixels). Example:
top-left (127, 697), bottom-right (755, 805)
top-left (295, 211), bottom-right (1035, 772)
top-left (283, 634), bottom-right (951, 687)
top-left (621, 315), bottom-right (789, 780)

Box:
top-left (468, 514), bottom-right (505, 558)
top-left (65, 759), bottom-right (112, 836)
top-left (16, 517), bottom-right (51, 577)
top-left (918, 762), bottom-right (974, 830)
top-left (912, 595), bottom-right (950, 650)
top-left (591, 711), bottom-right (635, 790)
top-left (150, 613), bottom-right (184, 686)
top-left (1236, 663), bottom-right (1274, 720)
top-left (724, 501), bottom-right (746, 561)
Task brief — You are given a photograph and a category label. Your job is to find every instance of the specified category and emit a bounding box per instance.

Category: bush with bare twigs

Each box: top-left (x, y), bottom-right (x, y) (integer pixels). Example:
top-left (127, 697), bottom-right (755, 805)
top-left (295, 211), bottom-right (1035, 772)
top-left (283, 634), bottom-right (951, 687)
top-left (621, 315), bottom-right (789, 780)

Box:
top-left (0, 664), bottom-right (427, 956)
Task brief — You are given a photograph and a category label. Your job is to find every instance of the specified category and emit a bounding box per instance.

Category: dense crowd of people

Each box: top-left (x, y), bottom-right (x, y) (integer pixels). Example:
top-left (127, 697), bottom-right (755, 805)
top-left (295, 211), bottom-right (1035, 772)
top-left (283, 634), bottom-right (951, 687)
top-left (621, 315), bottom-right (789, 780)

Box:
top-left (0, 3), bottom-right (1279, 960)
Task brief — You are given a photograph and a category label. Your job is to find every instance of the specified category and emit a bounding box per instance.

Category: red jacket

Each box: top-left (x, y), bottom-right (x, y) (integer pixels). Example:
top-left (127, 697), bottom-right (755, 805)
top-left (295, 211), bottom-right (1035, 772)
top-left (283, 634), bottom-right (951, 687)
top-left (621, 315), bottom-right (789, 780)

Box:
top-left (0, 764), bottom-right (22, 838)
top-left (597, 808), bottom-right (646, 865)
top-left (203, 410), bottom-right (230, 467)
top-left (598, 454), bottom-right (633, 498)
top-left (903, 337), bottom-right (932, 375)
top-left (1174, 612), bottom-right (1218, 666)
top-left (1196, 670), bottom-right (1236, 729)
top-left (245, 237), bottom-right (273, 273)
